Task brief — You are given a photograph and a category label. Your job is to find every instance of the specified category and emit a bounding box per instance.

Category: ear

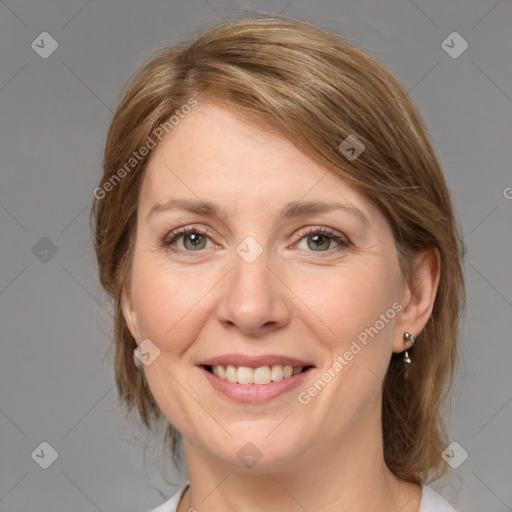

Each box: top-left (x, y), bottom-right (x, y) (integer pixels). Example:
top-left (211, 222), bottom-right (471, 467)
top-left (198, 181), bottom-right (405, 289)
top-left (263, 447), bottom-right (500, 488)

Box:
top-left (392, 247), bottom-right (441, 353)
top-left (121, 284), bottom-right (140, 342)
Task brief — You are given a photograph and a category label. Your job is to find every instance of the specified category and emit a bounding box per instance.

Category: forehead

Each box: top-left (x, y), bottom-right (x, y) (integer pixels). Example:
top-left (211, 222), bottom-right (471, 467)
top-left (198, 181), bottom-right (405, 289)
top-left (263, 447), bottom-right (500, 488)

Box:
top-left (139, 103), bottom-right (379, 225)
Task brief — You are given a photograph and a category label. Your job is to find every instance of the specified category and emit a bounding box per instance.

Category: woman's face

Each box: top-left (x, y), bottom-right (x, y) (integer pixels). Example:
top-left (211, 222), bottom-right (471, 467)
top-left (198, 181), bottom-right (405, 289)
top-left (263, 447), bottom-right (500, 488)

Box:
top-left (123, 103), bottom-right (410, 470)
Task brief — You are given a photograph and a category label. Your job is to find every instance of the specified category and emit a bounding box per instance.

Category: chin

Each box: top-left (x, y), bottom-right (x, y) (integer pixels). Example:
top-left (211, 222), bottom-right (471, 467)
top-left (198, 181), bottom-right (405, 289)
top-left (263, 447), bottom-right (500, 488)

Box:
top-left (201, 426), bottom-right (309, 471)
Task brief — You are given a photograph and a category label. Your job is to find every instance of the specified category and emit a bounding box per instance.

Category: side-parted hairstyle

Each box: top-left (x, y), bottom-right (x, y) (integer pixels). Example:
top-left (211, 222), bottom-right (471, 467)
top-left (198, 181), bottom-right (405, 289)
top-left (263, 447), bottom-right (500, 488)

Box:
top-left (92, 16), bottom-right (465, 484)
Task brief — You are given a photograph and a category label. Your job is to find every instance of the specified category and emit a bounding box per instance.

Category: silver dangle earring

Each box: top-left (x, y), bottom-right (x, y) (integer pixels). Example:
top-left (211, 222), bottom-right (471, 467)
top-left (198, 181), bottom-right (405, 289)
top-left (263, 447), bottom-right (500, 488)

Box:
top-left (133, 343), bottom-right (144, 371)
top-left (403, 332), bottom-right (416, 365)
top-left (128, 316), bottom-right (144, 372)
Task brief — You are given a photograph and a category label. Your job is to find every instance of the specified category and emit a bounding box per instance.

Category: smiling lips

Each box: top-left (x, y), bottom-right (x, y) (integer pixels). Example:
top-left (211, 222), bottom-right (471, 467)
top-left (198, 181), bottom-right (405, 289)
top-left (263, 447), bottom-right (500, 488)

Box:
top-left (200, 361), bottom-right (314, 403)
top-left (200, 354), bottom-right (314, 392)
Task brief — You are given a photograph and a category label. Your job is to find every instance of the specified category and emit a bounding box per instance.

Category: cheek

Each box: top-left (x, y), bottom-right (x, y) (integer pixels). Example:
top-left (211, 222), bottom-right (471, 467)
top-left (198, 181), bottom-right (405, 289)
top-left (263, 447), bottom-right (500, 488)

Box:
top-left (292, 260), bottom-right (399, 351)
top-left (304, 267), bottom-right (399, 398)
top-left (130, 254), bottom-right (202, 348)
top-left (129, 255), bottom-right (213, 434)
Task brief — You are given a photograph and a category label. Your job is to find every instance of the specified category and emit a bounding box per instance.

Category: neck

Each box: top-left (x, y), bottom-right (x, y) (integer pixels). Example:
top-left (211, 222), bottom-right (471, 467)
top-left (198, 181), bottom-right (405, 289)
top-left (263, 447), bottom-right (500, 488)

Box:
top-left (178, 398), bottom-right (422, 512)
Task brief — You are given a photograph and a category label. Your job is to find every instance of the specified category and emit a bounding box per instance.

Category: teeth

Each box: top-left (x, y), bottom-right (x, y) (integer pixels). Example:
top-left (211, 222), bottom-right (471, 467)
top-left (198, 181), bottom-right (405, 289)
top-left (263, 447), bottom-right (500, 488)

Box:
top-left (217, 365), bottom-right (226, 380)
top-left (254, 366), bottom-right (271, 385)
top-left (209, 364), bottom-right (304, 384)
top-left (271, 364), bottom-right (283, 382)
top-left (237, 366), bottom-right (254, 384)
top-left (226, 365), bottom-right (237, 383)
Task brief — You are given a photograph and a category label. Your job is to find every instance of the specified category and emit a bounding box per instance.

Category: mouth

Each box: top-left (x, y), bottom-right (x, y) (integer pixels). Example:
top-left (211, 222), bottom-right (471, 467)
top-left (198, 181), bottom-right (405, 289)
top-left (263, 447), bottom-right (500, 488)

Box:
top-left (202, 364), bottom-right (313, 385)
top-left (198, 355), bottom-right (315, 403)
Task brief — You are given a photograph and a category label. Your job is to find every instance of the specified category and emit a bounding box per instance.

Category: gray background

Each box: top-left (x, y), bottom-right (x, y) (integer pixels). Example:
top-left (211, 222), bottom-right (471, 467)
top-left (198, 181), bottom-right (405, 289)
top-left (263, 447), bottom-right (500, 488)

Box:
top-left (1, 0), bottom-right (511, 511)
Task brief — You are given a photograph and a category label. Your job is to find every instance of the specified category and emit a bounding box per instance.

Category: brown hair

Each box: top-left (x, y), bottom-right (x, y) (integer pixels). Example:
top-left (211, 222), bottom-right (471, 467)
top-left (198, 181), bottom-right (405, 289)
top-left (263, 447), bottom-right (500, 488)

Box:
top-left (92, 16), bottom-right (465, 484)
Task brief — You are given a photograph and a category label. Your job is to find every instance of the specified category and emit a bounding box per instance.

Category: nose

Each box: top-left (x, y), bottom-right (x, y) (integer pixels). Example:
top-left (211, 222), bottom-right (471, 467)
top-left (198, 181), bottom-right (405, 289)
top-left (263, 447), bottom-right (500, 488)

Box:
top-left (214, 247), bottom-right (291, 336)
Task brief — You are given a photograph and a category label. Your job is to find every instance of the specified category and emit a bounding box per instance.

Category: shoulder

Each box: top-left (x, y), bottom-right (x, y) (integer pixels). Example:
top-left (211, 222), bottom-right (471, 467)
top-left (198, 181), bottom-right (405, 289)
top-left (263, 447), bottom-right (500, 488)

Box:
top-left (145, 484), bottom-right (189, 512)
top-left (419, 483), bottom-right (457, 512)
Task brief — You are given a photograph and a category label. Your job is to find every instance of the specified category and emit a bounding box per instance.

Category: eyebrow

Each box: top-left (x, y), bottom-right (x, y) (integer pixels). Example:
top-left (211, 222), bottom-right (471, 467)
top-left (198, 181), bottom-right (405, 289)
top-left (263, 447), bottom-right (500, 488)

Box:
top-left (146, 198), bottom-right (370, 227)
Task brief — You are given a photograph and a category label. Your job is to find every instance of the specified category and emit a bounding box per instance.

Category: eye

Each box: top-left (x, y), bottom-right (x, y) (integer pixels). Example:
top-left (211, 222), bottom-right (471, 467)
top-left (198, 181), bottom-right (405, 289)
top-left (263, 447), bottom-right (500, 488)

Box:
top-left (162, 225), bottom-right (351, 254)
top-left (163, 226), bottom-right (216, 252)
top-left (294, 226), bottom-right (350, 253)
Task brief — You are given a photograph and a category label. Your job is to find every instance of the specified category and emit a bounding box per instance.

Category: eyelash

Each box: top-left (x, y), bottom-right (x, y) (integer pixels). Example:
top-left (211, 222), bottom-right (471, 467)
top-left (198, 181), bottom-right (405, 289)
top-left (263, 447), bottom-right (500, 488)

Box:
top-left (162, 225), bottom-right (351, 255)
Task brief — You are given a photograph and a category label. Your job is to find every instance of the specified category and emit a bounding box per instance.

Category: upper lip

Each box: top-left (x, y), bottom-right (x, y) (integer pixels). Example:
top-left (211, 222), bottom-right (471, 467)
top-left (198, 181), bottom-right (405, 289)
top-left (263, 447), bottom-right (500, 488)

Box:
top-left (199, 354), bottom-right (315, 368)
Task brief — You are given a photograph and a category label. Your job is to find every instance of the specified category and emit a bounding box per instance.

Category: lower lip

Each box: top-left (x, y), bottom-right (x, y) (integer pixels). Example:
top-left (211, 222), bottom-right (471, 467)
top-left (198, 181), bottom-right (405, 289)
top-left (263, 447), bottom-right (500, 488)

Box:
top-left (199, 366), bottom-right (314, 404)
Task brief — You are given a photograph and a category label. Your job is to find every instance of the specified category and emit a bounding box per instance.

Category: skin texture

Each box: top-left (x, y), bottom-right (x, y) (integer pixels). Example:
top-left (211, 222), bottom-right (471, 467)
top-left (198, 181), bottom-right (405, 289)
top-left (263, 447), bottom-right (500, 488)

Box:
top-left (122, 103), bottom-right (440, 512)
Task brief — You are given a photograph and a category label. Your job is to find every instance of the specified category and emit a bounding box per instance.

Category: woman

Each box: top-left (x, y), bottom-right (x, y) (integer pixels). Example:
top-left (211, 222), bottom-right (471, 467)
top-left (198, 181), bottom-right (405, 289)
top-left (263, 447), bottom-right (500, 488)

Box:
top-left (92, 16), bottom-right (465, 512)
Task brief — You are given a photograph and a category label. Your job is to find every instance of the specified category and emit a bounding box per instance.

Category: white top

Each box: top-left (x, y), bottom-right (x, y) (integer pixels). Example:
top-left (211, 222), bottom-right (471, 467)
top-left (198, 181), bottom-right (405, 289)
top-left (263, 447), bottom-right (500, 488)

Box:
top-left (146, 482), bottom-right (456, 511)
